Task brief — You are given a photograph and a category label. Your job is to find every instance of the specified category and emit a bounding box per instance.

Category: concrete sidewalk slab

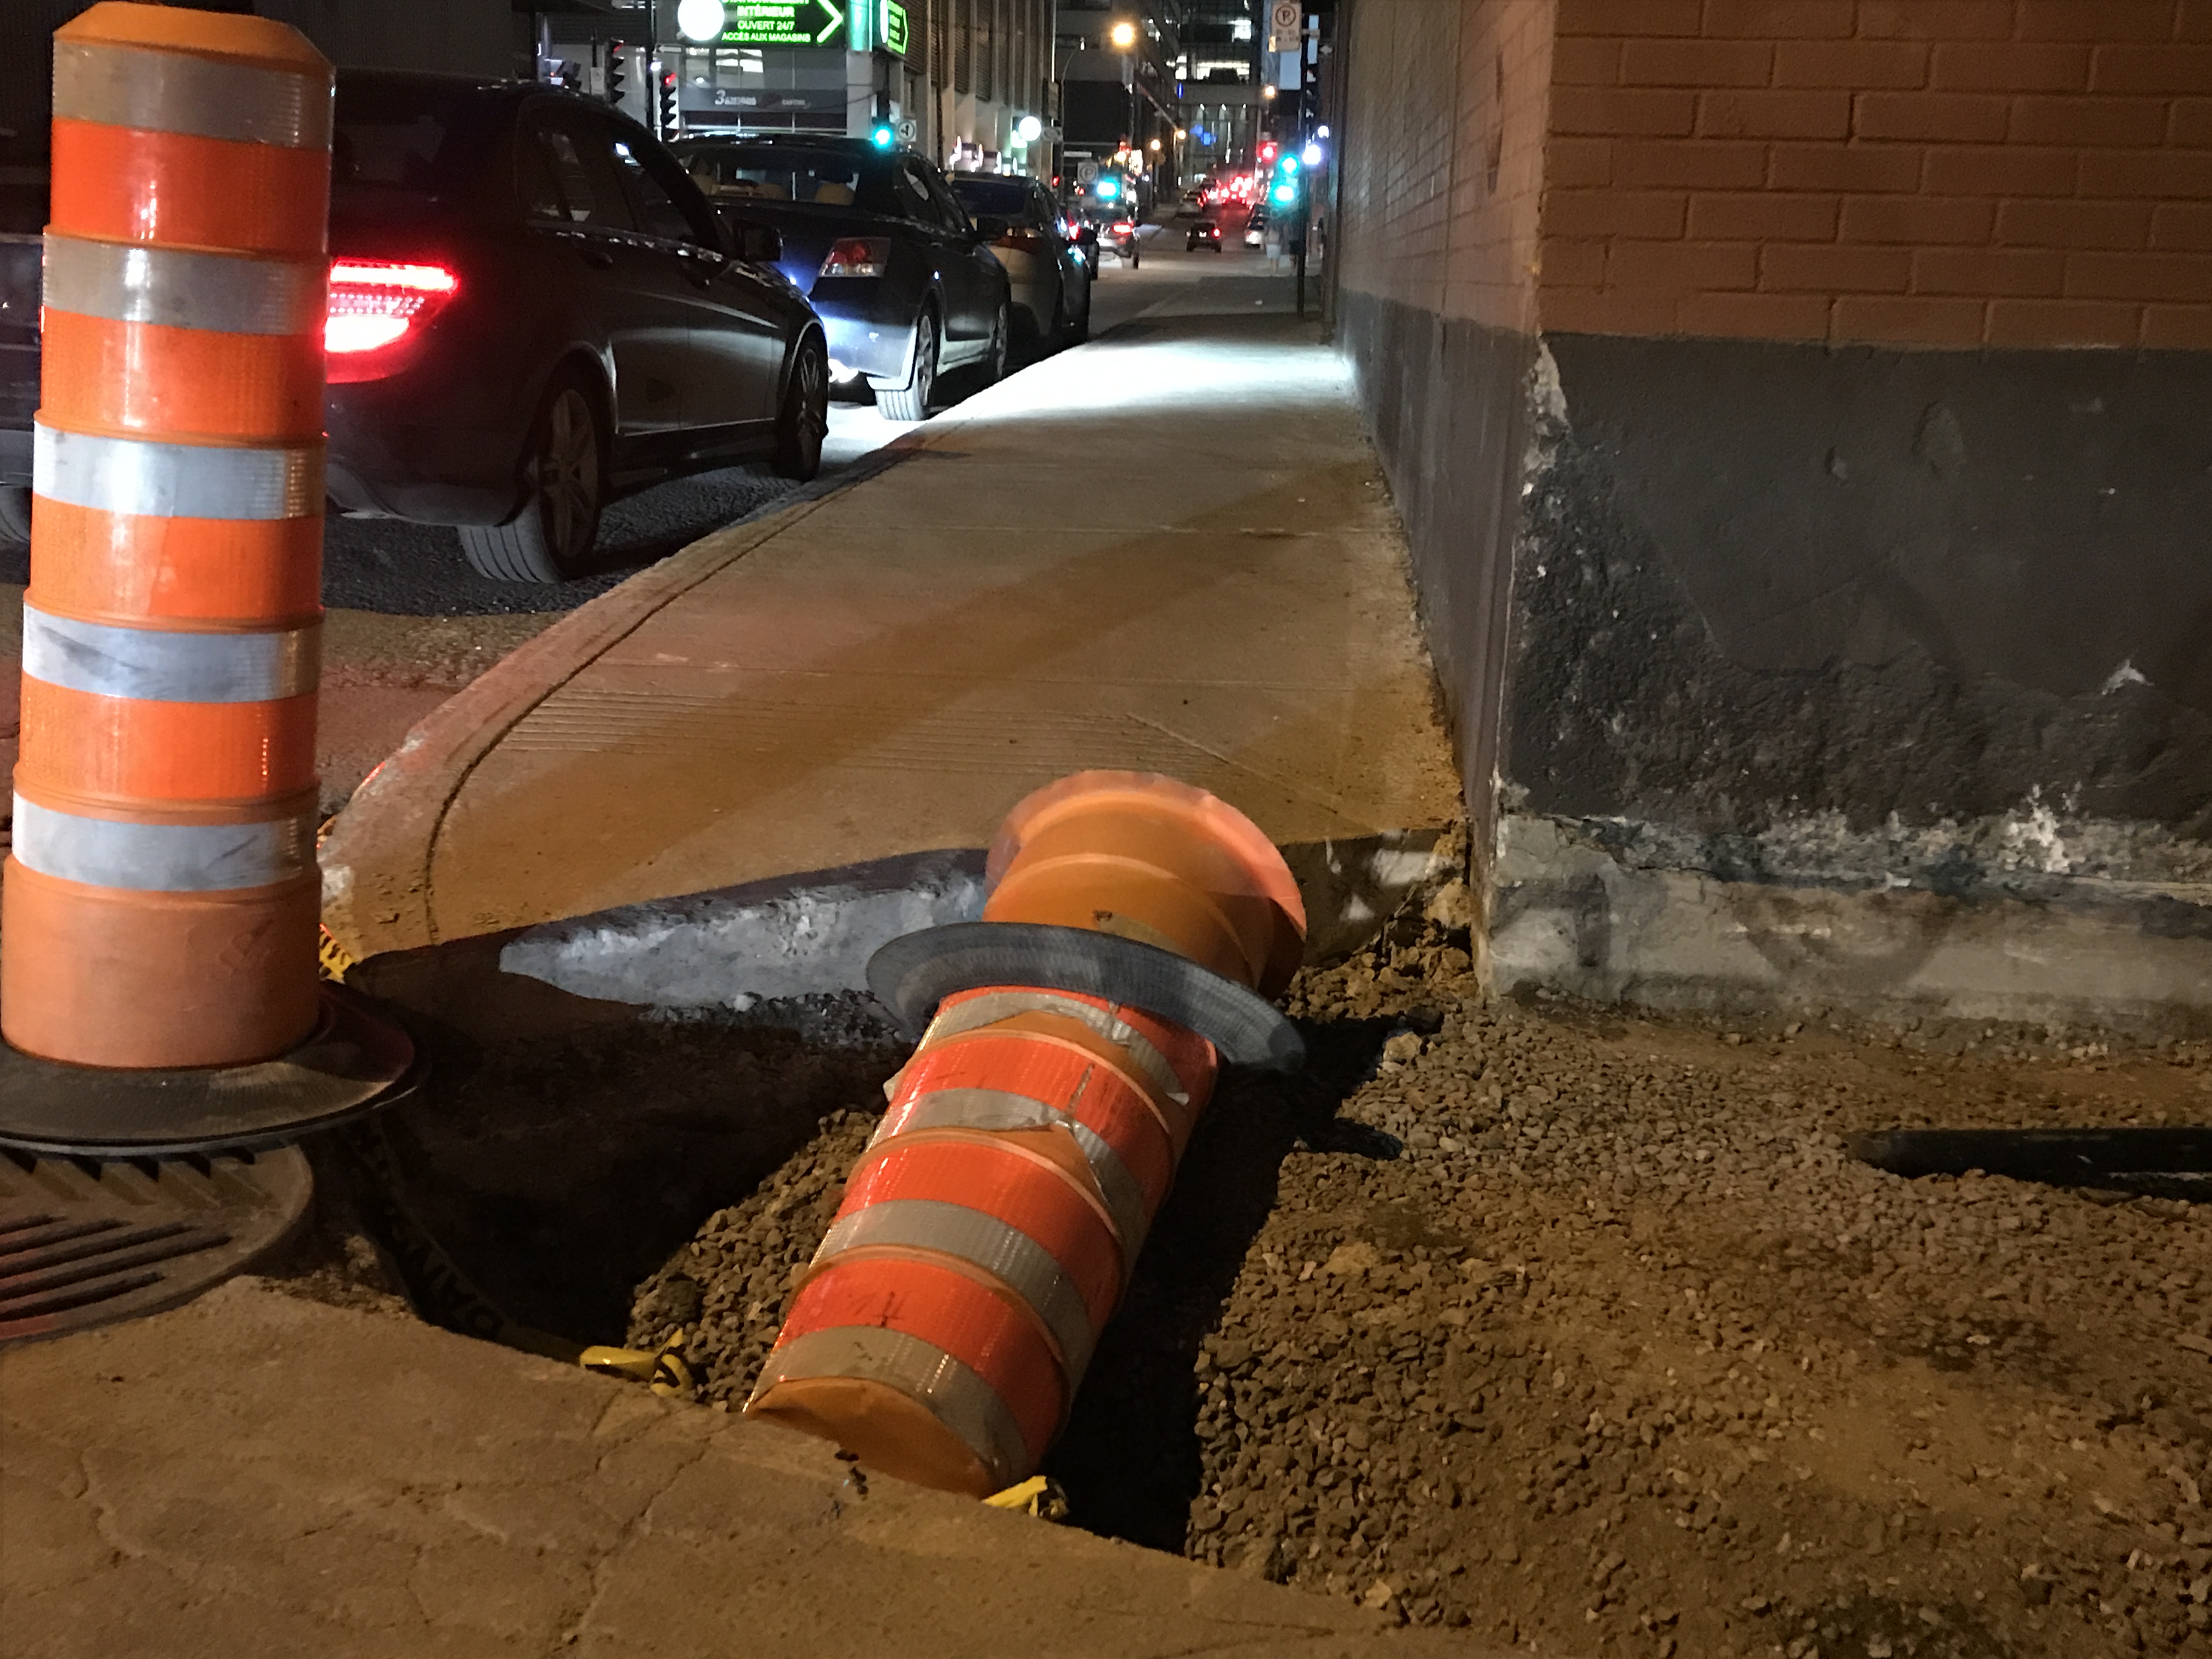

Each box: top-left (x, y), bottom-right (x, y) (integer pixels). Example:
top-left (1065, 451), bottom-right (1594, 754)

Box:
top-left (1, 1281), bottom-right (1504, 1658)
top-left (320, 294), bottom-right (1461, 970)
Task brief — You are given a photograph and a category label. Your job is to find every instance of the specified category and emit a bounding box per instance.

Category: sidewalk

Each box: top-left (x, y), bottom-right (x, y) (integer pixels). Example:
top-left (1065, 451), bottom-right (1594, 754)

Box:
top-left (319, 274), bottom-right (1462, 970)
top-left (1, 1280), bottom-right (1499, 1658)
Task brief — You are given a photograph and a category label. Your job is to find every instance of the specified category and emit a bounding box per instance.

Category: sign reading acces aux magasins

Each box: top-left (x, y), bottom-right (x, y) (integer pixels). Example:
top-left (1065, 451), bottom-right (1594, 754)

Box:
top-left (715, 0), bottom-right (907, 51)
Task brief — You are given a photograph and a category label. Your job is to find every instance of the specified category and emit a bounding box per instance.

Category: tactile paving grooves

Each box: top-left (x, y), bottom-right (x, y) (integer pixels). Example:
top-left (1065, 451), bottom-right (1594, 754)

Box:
top-left (0, 1144), bottom-right (311, 1346)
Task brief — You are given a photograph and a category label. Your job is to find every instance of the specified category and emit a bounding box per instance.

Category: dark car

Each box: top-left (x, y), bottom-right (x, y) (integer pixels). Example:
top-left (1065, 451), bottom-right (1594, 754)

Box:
top-left (0, 228), bottom-right (34, 549)
top-left (1187, 218), bottom-right (1224, 252)
top-left (674, 136), bottom-right (1011, 424)
top-left (945, 173), bottom-right (1091, 349)
top-left (1084, 204), bottom-right (1140, 268)
top-left (321, 73), bottom-right (827, 582)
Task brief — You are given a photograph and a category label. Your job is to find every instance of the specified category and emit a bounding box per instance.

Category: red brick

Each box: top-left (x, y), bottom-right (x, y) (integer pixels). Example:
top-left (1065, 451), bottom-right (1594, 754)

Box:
top-left (1995, 199), bottom-right (2154, 251)
top-left (1852, 91), bottom-right (2010, 142)
top-left (1618, 38), bottom-right (1773, 87)
top-left (2016, 1), bottom-right (2180, 42)
top-left (1539, 236), bottom-right (1609, 287)
top-left (1686, 190), bottom-right (1840, 240)
top-left (1855, 1), bottom-right (2014, 41)
top-left (1832, 294), bottom-right (1987, 343)
top-left (1537, 286), bottom-right (1682, 335)
top-left (1614, 139), bottom-right (1771, 189)
top-left (1929, 43), bottom-right (2091, 93)
top-left (1911, 246), bottom-right (2067, 297)
top-left (1674, 291), bottom-right (1833, 339)
top-left (1555, 0), bottom-right (1702, 37)
top-left (2008, 95), bottom-right (2173, 148)
top-left (1772, 40), bottom-right (1928, 88)
top-left (2079, 146), bottom-right (2212, 197)
top-left (1921, 144), bottom-right (2079, 197)
top-left (2090, 44), bottom-right (2212, 94)
top-left (2151, 201), bottom-right (2212, 249)
top-left (1548, 138), bottom-right (1616, 188)
top-left (1551, 87), bottom-right (1699, 137)
top-left (2066, 250), bottom-right (2212, 302)
top-left (1552, 37), bottom-right (1622, 86)
top-left (2170, 98), bottom-right (2212, 143)
top-left (1839, 195), bottom-right (1997, 246)
top-left (2140, 303), bottom-right (2212, 346)
top-left (1543, 188), bottom-right (1688, 239)
top-left (1759, 242), bottom-right (1914, 292)
top-left (1701, 0), bottom-right (1855, 38)
top-left (1768, 140), bottom-right (1923, 191)
top-left (1605, 238), bottom-right (1759, 292)
top-left (1986, 298), bottom-right (2142, 345)
top-left (1699, 89), bottom-right (1851, 139)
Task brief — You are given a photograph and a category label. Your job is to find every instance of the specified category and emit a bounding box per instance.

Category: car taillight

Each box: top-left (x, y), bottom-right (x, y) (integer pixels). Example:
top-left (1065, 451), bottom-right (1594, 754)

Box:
top-left (820, 238), bottom-right (890, 278)
top-left (1110, 221), bottom-right (1134, 235)
top-left (326, 259), bottom-right (458, 357)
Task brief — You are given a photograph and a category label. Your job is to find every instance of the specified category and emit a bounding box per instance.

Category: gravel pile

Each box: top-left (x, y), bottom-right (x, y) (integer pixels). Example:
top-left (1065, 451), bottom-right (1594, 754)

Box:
top-left (631, 924), bottom-right (2212, 1659)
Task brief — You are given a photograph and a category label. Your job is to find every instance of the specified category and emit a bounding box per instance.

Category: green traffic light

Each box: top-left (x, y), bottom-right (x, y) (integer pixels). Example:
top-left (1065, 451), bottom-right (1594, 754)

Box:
top-left (870, 124), bottom-right (896, 149)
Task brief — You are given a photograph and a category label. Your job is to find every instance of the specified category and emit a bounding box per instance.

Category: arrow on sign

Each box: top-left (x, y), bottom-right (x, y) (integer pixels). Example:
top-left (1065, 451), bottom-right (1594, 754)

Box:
top-left (815, 0), bottom-right (845, 41)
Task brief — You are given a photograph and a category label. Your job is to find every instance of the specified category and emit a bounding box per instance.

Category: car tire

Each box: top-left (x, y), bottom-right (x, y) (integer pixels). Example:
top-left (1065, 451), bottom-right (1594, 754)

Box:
top-left (770, 334), bottom-right (828, 482)
top-left (458, 371), bottom-right (605, 584)
top-left (0, 484), bottom-right (30, 551)
top-left (1067, 284), bottom-right (1091, 345)
top-left (980, 300), bottom-right (1009, 386)
top-left (875, 307), bottom-right (937, 423)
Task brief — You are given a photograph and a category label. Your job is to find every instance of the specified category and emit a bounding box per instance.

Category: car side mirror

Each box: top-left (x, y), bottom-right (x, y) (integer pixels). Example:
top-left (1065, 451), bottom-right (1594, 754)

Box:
top-left (732, 221), bottom-right (782, 263)
top-left (971, 215), bottom-right (1009, 242)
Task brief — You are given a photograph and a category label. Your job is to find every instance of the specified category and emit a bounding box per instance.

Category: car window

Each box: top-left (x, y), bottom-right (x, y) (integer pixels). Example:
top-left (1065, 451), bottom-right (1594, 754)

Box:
top-left (523, 113), bottom-right (633, 229)
top-left (919, 166), bottom-right (972, 235)
top-left (331, 78), bottom-right (501, 204)
top-left (948, 177), bottom-right (1029, 221)
top-left (890, 162), bottom-right (939, 227)
top-left (608, 132), bottom-right (713, 245)
top-left (680, 146), bottom-right (900, 215)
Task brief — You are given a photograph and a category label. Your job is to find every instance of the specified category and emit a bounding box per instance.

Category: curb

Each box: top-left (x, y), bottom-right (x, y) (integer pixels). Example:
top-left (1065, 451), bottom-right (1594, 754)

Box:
top-left (319, 429), bottom-right (935, 961)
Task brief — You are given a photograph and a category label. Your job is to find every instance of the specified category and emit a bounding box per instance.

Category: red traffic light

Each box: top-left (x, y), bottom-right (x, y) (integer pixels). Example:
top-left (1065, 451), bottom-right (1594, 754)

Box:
top-left (1257, 141), bottom-right (1277, 162)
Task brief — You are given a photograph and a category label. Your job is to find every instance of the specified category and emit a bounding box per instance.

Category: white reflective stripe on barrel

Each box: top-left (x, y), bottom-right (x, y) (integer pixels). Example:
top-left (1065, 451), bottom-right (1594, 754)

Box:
top-left (751, 1324), bottom-right (1026, 1490)
top-left (11, 795), bottom-right (313, 892)
top-left (52, 41), bottom-right (332, 150)
top-left (873, 1086), bottom-right (1152, 1272)
top-left (922, 989), bottom-right (1190, 1109)
top-left (34, 422), bottom-right (321, 521)
top-left (43, 234), bottom-right (325, 336)
top-left (22, 605), bottom-right (319, 704)
top-left (814, 1198), bottom-right (1095, 1380)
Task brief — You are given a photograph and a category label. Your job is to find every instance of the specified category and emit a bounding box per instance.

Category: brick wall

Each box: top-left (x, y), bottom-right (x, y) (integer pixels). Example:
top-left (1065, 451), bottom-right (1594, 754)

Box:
top-left (1335, 0), bottom-right (1553, 331)
top-left (1542, 0), bottom-right (2212, 347)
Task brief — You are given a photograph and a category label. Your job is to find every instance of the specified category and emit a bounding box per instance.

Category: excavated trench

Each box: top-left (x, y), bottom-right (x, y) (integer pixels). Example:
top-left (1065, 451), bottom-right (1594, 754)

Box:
top-left (268, 927), bottom-right (2212, 1659)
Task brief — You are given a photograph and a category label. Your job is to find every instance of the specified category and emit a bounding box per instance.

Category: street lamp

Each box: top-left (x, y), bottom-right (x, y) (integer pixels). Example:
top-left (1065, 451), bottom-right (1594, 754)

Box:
top-left (1108, 19), bottom-right (1137, 48)
top-left (675, 0), bottom-right (725, 43)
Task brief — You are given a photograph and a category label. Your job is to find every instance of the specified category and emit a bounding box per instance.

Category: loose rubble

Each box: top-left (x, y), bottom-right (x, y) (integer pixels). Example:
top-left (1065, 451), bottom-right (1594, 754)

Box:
top-left (633, 926), bottom-right (2212, 1659)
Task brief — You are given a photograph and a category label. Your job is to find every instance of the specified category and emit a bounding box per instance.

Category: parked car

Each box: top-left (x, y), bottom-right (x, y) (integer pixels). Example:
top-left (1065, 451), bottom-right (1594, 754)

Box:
top-left (675, 135), bottom-right (1012, 422)
top-left (1186, 218), bottom-right (1224, 252)
top-left (318, 72), bottom-right (828, 582)
top-left (946, 173), bottom-right (1091, 348)
top-left (0, 229), bottom-right (35, 549)
top-left (1086, 205), bottom-right (1141, 267)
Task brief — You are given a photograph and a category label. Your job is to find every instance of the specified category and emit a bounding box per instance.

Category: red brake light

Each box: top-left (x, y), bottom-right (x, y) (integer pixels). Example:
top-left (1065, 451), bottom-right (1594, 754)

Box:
top-left (820, 238), bottom-right (890, 278)
top-left (1110, 220), bottom-right (1134, 234)
top-left (326, 259), bottom-right (458, 358)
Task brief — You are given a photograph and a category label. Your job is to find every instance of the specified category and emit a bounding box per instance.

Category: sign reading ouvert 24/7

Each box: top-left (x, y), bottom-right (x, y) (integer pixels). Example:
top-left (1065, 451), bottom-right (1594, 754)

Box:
top-left (715, 0), bottom-right (906, 50)
top-left (718, 0), bottom-right (847, 46)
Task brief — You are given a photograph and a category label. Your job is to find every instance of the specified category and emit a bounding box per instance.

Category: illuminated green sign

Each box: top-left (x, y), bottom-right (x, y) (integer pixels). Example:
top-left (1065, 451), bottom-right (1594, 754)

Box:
top-left (879, 0), bottom-right (909, 54)
top-left (718, 0), bottom-right (847, 47)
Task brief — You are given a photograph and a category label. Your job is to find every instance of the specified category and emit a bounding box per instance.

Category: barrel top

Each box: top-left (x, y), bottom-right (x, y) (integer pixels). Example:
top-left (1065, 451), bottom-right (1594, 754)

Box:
top-left (56, 1), bottom-right (330, 76)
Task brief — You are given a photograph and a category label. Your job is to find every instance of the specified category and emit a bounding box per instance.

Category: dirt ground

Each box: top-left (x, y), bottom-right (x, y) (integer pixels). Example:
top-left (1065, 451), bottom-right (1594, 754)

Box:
top-left (630, 930), bottom-right (2212, 1659)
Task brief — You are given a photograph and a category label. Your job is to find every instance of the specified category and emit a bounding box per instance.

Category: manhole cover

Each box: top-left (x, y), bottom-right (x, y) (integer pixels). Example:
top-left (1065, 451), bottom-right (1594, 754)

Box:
top-left (0, 1144), bottom-right (312, 1346)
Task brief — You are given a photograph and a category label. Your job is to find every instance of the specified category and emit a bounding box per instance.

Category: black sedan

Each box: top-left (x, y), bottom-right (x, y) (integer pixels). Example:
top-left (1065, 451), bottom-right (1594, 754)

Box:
top-left (324, 72), bottom-right (828, 582)
top-left (674, 136), bottom-right (1012, 422)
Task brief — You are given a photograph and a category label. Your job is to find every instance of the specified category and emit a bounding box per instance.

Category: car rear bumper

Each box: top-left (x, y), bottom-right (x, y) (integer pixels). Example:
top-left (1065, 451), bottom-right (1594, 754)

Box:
top-left (325, 376), bottom-right (526, 525)
top-left (812, 284), bottom-right (919, 385)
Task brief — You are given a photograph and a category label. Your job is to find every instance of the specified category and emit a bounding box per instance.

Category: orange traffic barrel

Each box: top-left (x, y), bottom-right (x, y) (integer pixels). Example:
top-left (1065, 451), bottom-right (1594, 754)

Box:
top-left (3, 4), bottom-right (332, 1071)
top-left (748, 773), bottom-right (1306, 1496)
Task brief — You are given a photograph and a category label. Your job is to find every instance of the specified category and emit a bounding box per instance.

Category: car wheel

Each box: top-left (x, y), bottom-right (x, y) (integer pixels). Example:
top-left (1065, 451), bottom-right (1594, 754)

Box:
top-left (875, 307), bottom-right (937, 423)
top-left (1046, 288), bottom-right (1066, 350)
top-left (458, 372), bottom-right (603, 584)
top-left (0, 484), bottom-right (30, 551)
top-left (771, 334), bottom-right (829, 481)
top-left (1067, 283), bottom-right (1091, 345)
top-left (981, 300), bottom-right (1009, 386)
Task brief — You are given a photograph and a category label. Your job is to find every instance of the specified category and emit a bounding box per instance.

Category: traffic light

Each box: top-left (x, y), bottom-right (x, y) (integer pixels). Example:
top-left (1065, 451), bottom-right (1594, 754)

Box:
top-left (1094, 176), bottom-right (1120, 201)
top-left (605, 45), bottom-right (627, 105)
top-left (658, 70), bottom-right (679, 135)
top-left (1257, 140), bottom-right (1278, 166)
top-left (870, 123), bottom-right (896, 149)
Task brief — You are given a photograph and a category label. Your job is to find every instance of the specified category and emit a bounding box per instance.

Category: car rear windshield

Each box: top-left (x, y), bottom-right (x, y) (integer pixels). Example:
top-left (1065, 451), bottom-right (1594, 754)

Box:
top-left (332, 78), bottom-right (503, 202)
top-left (679, 147), bottom-right (899, 215)
top-left (947, 178), bottom-right (1030, 218)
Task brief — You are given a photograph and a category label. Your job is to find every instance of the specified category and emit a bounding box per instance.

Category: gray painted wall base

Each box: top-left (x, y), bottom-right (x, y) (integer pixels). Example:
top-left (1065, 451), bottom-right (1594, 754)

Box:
top-left (1492, 814), bottom-right (2212, 1036)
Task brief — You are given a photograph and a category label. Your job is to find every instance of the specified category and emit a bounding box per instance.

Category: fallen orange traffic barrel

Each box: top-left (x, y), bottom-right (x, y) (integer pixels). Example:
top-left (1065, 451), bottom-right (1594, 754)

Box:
top-left (746, 772), bottom-right (1306, 1496)
top-left (0, 4), bottom-right (409, 1156)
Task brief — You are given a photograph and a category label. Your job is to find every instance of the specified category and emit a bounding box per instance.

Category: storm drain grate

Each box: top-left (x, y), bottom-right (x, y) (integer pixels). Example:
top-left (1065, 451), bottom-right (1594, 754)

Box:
top-left (0, 1144), bottom-right (312, 1345)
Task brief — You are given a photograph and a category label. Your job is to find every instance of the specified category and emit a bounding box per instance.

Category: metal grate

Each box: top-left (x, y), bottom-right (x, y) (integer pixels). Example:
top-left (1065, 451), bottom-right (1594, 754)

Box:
top-left (0, 1145), bottom-right (312, 1346)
